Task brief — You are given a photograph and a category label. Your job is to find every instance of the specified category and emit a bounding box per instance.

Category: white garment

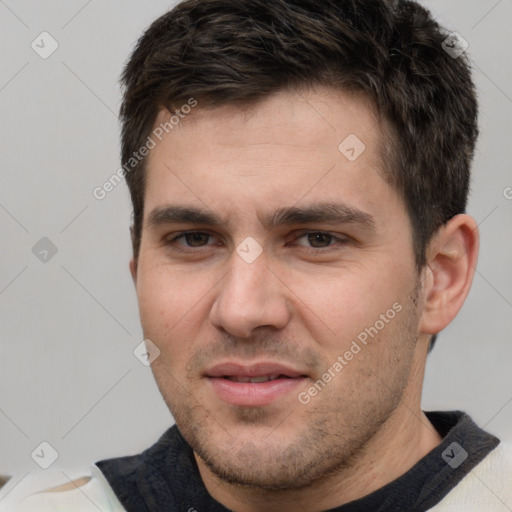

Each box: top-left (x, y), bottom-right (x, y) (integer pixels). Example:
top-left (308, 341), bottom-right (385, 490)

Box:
top-left (0, 465), bottom-right (126, 512)
top-left (2, 443), bottom-right (512, 511)
top-left (429, 441), bottom-right (512, 511)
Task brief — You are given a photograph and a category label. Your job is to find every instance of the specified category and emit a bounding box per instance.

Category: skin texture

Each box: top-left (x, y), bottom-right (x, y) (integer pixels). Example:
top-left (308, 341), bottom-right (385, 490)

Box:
top-left (130, 86), bottom-right (478, 512)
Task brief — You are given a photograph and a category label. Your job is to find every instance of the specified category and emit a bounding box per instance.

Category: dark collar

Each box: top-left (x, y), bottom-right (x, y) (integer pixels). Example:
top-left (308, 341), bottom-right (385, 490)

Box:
top-left (96, 410), bottom-right (499, 512)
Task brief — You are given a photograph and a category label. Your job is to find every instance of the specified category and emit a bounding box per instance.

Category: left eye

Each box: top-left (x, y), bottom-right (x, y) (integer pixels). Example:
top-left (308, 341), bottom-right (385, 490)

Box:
top-left (294, 232), bottom-right (340, 249)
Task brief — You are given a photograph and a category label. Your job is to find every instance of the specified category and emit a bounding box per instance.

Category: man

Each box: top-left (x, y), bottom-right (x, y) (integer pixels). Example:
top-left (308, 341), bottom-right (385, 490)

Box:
top-left (4, 0), bottom-right (511, 510)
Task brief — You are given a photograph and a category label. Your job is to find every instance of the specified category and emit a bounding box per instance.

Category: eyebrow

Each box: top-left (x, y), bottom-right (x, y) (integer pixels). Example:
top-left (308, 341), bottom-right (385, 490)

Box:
top-left (147, 202), bottom-right (375, 231)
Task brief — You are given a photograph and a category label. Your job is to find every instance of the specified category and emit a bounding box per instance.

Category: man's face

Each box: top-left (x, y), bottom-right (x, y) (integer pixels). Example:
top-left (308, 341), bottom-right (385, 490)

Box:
top-left (133, 87), bottom-right (424, 489)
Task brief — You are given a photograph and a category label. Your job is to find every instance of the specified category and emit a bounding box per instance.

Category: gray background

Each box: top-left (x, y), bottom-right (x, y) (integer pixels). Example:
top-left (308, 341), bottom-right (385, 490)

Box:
top-left (0, 0), bottom-right (511, 496)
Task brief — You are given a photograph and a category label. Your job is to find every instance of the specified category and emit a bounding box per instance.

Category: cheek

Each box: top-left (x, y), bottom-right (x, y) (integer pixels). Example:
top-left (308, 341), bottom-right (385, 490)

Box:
top-left (290, 265), bottom-right (404, 346)
top-left (135, 261), bottom-right (216, 364)
top-left (137, 265), bottom-right (169, 332)
top-left (136, 262), bottom-right (194, 339)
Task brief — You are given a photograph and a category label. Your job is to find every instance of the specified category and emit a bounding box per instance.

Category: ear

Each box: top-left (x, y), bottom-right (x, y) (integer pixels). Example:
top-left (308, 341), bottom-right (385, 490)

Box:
top-left (419, 214), bottom-right (479, 335)
top-left (129, 258), bottom-right (137, 285)
top-left (129, 225), bottom-right (138, 285)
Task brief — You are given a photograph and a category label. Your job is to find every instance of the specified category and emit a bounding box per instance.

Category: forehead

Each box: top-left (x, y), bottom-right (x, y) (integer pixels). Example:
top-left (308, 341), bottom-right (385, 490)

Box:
top-left (143, 86), bottom-right (404, 231)
top-left (153, 87), bottom-right (380, 155)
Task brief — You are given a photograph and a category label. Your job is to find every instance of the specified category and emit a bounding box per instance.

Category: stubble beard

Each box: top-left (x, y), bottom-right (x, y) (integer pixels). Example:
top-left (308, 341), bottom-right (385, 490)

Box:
top-left (154, 287), bottom-right (421, 491)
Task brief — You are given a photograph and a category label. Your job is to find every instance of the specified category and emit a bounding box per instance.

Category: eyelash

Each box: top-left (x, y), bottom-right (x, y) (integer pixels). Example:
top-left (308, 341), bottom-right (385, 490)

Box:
top-left (165, 231), bottom-right (350, 254)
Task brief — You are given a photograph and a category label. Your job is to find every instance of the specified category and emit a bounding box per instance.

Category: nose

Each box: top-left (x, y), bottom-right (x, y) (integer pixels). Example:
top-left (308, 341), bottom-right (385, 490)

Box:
top-left (209, 248), bottom-right (291, 339)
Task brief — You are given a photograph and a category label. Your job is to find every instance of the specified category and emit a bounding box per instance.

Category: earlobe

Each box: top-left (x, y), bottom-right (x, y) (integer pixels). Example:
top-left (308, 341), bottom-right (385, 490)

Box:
top-left (420, 214), bottom-right (479, 335)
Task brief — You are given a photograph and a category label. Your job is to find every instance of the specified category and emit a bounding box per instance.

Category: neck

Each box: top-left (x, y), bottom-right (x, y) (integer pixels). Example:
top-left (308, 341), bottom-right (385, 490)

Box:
top-left (196, 343), bottom-right (442, 512)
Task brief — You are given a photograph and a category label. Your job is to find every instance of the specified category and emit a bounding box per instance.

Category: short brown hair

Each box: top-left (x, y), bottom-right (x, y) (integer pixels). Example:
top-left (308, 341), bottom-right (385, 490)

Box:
top-left (120, 0), bottom-right (478, 269)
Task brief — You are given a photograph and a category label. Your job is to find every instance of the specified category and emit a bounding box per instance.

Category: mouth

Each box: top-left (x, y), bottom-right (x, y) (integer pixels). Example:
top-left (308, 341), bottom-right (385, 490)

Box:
top-left (223, 374), bottom-right (292, 383)
top-left (205, 362), bottom-right (308, 407)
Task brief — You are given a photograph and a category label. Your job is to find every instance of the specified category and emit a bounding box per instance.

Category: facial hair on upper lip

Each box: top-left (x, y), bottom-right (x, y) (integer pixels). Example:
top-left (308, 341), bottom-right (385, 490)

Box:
top-left (184, 332), bottom-right (323, 379)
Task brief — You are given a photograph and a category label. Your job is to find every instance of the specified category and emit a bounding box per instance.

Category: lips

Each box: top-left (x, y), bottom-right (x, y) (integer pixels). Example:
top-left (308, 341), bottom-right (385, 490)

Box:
top-left (205, 362), bottom-right (308, 406)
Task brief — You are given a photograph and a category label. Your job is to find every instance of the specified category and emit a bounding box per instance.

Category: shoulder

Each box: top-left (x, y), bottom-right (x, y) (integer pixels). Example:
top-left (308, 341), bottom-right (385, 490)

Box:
top-left (430, 441), bottom-right (512, 511)
top-left (0, 466), bottom-right (126, 512)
